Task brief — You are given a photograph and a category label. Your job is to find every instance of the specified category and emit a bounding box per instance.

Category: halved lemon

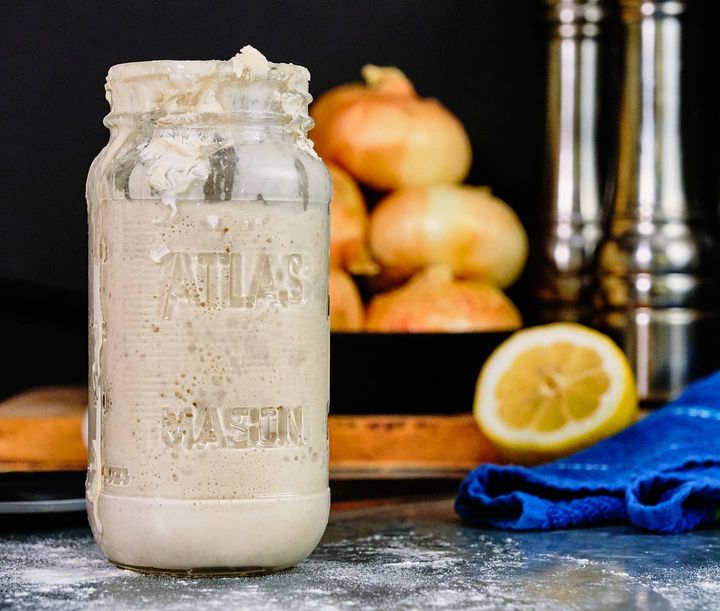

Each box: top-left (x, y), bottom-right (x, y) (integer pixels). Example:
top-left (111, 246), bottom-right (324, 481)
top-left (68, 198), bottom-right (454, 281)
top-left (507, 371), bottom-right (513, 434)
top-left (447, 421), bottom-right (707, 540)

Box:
top-left (474, 323), bottom-right (638, 464)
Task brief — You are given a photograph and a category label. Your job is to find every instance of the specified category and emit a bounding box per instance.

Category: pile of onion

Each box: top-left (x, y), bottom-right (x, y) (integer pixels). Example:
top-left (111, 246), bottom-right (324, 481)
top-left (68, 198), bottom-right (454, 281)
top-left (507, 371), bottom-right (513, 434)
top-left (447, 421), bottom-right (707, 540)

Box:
top-left (315, 64), bottom-right (527, 333)
top-left (311, 66), bottom-right (471, 191)
top-left (366, 266), bottom-right (522, 333)
top-left (369, 185), bottom-right (528, 288)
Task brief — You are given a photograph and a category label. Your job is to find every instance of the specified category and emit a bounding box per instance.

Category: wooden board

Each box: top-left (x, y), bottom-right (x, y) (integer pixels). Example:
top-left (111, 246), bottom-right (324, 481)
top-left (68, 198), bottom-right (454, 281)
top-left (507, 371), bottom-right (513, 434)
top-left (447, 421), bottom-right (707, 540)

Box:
top-left (0, 387), bottom-right (87, 472)
top-left (0, 386), bottom-right (502, 477)
top-left (329, 414), bottom-right (503, 479)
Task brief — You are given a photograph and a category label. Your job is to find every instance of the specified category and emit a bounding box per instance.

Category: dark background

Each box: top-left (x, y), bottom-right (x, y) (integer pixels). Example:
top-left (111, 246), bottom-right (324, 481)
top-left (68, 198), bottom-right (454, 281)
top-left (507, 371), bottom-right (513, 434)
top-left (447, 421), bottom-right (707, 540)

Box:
top-left (1, 0), bottom-right (718, 401)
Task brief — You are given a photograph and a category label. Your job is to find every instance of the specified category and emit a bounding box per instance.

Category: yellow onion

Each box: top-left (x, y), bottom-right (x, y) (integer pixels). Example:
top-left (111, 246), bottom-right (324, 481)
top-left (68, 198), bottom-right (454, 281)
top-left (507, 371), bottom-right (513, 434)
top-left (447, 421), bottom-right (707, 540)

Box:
top-left (310, 83), bottom-right (365, 159)
top-left (369, 185), bottom-right (528, 288)
top-left (330, 268), bottom-right (364, 332)
top-left (328, 163), bottom-right (378, 275)
top-left (311, 66), bottom-right (471, 190)
top-left (366, 266), bottom-right (522, 333)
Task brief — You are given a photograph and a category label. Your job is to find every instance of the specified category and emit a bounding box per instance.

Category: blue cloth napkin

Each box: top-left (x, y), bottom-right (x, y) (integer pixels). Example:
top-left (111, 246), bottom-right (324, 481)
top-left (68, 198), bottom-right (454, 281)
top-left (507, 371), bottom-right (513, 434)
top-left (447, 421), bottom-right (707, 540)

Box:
top-left (455, 371), bottom-right (720, 533)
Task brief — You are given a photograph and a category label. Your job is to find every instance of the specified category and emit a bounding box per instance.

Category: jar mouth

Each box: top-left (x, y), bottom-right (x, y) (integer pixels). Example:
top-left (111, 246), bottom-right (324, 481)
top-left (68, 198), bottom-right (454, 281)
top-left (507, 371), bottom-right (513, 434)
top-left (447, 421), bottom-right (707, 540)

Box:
top-left (105, 47), bottom-right (312, 118)
top-left (107, 58), bottom-right (310, 87)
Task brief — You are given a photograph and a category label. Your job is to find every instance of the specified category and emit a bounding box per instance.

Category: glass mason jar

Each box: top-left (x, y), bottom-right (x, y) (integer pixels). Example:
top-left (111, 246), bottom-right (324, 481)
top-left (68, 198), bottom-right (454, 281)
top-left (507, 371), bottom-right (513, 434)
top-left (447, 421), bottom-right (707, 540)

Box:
top-left (85, 48), bottom-right (331, 575)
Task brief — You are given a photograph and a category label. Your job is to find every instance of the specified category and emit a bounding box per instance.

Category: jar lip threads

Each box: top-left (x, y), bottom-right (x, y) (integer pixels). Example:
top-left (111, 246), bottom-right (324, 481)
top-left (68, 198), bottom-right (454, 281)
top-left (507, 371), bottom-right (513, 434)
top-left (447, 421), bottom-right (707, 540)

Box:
top-left (104, 47), bottom-right (313, 132)
top-left (107, 46), bottom-right (310, 87)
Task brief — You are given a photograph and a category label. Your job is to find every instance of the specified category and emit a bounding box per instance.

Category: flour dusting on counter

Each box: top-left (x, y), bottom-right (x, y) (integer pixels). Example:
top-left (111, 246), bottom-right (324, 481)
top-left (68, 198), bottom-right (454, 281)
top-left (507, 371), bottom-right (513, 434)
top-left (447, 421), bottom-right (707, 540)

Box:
top-left (3, 500), bottom-right (720, 610)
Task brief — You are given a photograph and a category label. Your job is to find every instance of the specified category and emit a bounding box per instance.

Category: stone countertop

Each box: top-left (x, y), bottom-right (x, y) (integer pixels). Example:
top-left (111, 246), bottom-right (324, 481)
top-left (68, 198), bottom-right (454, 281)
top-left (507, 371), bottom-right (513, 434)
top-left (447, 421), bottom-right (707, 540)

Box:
top-left (1, 499), bottom-right (719, 610)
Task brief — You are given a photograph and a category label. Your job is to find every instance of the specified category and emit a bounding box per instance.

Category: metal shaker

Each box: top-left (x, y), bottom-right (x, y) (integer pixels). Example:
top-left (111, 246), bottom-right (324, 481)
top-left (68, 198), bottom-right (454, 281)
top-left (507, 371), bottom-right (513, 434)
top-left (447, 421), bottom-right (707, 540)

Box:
top-left (534, 0), bottom-right (606, 323)
top-left (595, 0), bottom-right (720, 404)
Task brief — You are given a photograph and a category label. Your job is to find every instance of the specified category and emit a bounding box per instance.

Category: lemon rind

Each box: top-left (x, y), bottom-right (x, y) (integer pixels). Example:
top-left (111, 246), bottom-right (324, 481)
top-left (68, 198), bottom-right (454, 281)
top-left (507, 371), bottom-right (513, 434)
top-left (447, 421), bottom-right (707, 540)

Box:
top-left (474, 323), bottom-right (638, 455)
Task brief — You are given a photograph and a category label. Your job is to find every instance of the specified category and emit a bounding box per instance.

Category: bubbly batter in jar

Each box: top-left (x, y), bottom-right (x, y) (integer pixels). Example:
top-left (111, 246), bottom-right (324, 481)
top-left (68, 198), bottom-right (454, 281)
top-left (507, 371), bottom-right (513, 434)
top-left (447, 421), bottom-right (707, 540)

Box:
top-left (86, 47), bottom-right (331, 575)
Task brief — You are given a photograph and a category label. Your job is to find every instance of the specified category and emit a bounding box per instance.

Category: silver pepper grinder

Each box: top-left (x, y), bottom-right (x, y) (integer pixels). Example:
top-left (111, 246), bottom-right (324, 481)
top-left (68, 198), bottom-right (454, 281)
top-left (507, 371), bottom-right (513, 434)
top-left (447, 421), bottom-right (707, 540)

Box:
top-left (595, 0), bottom-right (720, 404)
top-left (534, 0), bottom-right (606, 323)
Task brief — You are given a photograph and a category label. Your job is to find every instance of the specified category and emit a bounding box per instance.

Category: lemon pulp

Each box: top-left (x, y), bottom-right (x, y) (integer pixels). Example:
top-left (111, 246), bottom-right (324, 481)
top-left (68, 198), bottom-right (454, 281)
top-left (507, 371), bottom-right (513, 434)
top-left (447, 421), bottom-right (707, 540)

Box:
top-left (474, 323), bottom-right (638, 463)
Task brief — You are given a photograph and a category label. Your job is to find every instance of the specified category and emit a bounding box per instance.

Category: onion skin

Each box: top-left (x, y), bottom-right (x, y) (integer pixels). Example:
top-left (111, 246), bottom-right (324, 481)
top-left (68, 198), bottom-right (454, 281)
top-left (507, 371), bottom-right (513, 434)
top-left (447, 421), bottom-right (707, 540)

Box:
top-left (330, 268), bottom-right (365, 332)
top-left (311, 66), bottom-right (471, 190)
top-left (310, 83), bottom-right (365, 160)
top-left (365, 266), bottom-right (522, 333)
top-left (328, 163), bottom-right (378, 275)
top-left (359, 264), bottom-right (409, 295)
top-left (369, 185), bottom-right (528, 288)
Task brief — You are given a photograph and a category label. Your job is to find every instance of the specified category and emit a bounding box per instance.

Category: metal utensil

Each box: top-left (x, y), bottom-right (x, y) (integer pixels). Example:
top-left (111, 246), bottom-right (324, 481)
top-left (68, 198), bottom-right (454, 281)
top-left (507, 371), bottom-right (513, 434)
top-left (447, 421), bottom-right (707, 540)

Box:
top-left (533, 0), bottom-right (607, 322)
top-left (595, 0), bottom-right (720, 404)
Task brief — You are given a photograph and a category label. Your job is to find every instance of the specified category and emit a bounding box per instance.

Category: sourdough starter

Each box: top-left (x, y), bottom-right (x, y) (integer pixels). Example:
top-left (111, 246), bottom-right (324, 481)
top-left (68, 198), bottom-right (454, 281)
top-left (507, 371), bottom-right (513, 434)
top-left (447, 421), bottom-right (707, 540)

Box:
top-left (86, 48), bottom-right (330, 573)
